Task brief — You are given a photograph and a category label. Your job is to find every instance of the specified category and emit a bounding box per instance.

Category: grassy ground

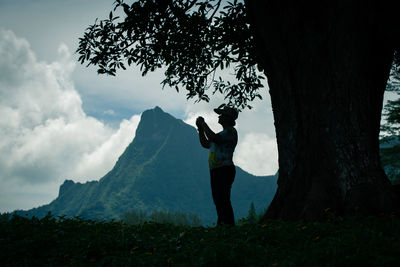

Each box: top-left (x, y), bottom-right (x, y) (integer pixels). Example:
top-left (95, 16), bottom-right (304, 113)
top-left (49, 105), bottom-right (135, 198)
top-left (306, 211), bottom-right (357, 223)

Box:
top-left (1, 214), bottom-right (400, 266)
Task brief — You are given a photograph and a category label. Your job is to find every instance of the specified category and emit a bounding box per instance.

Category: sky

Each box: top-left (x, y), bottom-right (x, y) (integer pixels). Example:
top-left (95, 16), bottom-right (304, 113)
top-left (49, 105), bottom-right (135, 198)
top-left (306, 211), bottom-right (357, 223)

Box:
top-left (0, 0), bottom-right (279, 213)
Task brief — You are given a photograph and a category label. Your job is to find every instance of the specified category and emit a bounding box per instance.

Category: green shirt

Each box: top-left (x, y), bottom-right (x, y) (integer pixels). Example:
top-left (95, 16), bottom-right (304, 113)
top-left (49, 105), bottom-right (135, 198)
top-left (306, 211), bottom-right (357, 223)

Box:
top-left (208, 127), bottom-right (238, 170)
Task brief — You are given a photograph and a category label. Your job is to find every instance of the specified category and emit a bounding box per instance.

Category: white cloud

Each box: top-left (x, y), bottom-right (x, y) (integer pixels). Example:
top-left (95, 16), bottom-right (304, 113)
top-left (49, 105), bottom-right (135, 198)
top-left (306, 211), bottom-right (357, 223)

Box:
top-left (103, 109), bottom-right (116, 116)
top-left (74, 115), bottom-right (140, 182)
top-left (234, 133), bottom-right (278, 176)
top-left (0, 29), bottom-right (140, 212)
top-left (72, 64), bottom-right (190, 116)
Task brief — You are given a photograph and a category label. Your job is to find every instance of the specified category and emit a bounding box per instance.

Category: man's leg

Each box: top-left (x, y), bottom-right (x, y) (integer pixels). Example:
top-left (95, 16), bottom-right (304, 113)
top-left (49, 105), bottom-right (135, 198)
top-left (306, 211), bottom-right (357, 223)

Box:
top-left (219, 166), bottom-right (235, 225)
top-left (210, 166), bottom-right (235, 226)
top-left (210, 168), bottom-right (223, 225)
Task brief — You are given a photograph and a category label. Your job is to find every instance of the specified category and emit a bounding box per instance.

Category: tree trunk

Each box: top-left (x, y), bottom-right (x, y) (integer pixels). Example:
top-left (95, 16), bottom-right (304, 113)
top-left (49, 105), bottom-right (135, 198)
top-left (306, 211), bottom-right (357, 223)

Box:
top-left (245, 0), bottom-right (399, 220)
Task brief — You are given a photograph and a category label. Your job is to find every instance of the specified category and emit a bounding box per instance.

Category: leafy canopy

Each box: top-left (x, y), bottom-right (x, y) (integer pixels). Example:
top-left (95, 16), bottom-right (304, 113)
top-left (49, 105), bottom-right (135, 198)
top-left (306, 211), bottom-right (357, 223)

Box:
top-left (77, 0), bottom-right (265, 110)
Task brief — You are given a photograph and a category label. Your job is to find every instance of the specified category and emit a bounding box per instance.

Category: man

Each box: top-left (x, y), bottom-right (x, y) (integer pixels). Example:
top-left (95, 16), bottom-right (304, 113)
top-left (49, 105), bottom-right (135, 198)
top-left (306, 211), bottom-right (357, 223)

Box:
top-left (196, 106), bottom-right (238, 226)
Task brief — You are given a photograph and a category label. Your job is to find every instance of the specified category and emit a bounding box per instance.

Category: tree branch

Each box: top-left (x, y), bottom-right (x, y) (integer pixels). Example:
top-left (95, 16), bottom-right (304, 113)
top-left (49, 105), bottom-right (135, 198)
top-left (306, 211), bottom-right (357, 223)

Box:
top-left (209, 0), bottom-right (222, 20)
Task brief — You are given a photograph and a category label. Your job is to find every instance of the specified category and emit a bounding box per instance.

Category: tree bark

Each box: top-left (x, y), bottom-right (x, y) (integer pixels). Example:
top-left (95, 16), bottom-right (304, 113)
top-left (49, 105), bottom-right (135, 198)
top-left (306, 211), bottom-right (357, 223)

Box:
top-left (245, 0), bottom-right (399, 220)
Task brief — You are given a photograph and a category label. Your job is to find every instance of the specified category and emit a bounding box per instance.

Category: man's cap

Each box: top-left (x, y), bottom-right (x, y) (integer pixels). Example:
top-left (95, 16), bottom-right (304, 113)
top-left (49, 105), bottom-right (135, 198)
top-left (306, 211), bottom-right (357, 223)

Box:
top-left (214, 106), bottom-right (238, 120)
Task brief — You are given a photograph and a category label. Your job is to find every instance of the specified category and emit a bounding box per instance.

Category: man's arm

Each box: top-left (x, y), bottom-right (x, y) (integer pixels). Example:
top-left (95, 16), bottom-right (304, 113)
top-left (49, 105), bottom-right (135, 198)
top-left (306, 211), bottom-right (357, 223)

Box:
top-left (202, 123), bottom-right (222, 144)
top-left (198, 128), bottom-right (211, 149)
top-left (196, 116), bottom-right (210, 148)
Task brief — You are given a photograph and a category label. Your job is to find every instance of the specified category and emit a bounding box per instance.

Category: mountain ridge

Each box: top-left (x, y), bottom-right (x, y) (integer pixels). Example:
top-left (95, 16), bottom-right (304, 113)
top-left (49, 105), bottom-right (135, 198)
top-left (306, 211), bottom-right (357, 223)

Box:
top-left (16, 107), bottom-right (278, 224)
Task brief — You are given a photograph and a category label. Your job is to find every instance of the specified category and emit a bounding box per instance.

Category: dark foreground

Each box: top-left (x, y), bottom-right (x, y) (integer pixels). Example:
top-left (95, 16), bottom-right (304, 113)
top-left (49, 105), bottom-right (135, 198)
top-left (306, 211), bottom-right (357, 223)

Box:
top-left (1, 214), bottom-right (399, 266)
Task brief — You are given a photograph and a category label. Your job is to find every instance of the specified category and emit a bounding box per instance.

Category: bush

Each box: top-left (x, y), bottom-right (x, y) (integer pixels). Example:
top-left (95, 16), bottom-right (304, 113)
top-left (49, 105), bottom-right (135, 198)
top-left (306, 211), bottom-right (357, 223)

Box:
top-left (122, 209), bottom-right (202, 227)
top-left (1, 214), bottom-right (400, 266)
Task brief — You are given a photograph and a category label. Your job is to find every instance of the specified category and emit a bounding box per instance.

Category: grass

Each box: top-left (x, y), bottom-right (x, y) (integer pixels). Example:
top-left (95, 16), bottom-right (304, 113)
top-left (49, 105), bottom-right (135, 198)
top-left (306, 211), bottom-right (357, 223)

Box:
top-left (1, 214), bottom-right (400, 266)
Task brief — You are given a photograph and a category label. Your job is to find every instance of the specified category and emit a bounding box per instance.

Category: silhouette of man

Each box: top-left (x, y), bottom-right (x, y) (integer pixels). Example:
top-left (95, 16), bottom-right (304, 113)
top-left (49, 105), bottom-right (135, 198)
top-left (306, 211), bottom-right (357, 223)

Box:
top-left (196, 106), bottom-right (238, 226)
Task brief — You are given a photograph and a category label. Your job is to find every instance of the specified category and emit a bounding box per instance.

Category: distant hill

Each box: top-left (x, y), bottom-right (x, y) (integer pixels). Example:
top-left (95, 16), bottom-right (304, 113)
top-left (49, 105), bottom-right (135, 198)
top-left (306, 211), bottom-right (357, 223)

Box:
top-left (16, 107), bottom-right (278, 224)
top-left (380, 136), bottom-right (400, 185)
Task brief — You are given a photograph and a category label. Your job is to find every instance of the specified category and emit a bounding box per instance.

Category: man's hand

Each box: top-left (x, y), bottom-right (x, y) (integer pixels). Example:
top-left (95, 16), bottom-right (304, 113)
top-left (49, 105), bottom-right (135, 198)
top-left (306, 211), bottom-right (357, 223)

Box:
top-left (196, 116), bottom-right (205, 129)
top-left (196, 116), bottom-right (210, 148)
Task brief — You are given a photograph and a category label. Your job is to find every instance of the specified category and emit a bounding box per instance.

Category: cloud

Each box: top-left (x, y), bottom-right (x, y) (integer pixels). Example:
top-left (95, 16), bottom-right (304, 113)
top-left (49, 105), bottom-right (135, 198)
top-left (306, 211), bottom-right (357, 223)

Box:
top-left (0, 29), bottom-right (140, 212)
top-left (73, 115), bottom-right (140, 182)
top-left (72, 64), bottom-right (191, 119)
top-left (234, 133), bottom-right (278, 176)
top-left (103, 109), bottom-right (116, 116)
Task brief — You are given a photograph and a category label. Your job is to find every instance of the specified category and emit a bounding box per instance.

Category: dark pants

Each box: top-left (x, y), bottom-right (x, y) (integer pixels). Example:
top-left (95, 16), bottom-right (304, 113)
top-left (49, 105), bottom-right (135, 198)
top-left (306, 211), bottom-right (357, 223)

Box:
top-left (210, 165), bottom-right (235, 226)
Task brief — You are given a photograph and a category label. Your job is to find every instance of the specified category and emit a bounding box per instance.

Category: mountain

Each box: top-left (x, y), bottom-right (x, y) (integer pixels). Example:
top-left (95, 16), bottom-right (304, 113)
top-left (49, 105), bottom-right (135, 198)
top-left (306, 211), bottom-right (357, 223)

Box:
top-left (380, 136), bottom-right (400, 184)
top-left (17, 107), bottom-right (278, 224)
